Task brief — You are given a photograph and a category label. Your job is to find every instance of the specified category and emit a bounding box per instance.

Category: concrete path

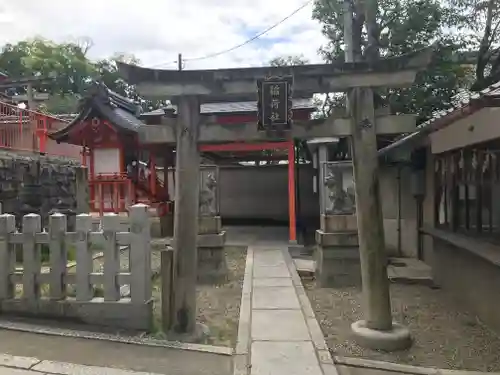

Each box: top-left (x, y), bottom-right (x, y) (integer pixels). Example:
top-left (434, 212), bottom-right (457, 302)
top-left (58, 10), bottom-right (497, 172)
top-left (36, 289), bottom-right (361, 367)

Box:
top-left (0, 353), bottom-right (163, 374)
top-left (242, 244), bottom-right (336, 375)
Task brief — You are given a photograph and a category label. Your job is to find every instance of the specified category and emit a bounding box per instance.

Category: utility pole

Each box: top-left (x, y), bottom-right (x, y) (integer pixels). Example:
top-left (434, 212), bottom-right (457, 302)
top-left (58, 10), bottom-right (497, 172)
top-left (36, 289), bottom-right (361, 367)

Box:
top-left (178, 53), bottom-right (183, 71)
top-left (344, 0), bottom-right (411, 350)
top-left (170, 93), bottom-right (201, 334)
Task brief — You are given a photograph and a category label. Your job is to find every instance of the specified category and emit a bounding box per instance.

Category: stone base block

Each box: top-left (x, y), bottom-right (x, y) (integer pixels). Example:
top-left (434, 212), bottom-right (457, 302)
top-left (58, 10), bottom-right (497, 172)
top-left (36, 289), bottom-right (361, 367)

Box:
top-left (199, 216), bottom-right (222, 235)
top-left (288, 241), bottom-right (305, 258)
top-left (197, 246), bottom-right (227, 284)
top-left (198, 231), bottom-right (227, 283)
top-left (315, 244), bottom-right (361, 288)
top-left (316, 230), bottom-right (358, 247)
top-left (351, 320), bottom-right (412, 351)
top-left (321, 214), bottom-right (357, 233)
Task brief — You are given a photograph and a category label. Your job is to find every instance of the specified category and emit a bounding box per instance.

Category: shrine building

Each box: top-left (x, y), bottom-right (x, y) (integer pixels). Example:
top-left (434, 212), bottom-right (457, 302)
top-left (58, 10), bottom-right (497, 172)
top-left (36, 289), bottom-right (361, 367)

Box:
top-left (49, 82), bottom-right (318, 241)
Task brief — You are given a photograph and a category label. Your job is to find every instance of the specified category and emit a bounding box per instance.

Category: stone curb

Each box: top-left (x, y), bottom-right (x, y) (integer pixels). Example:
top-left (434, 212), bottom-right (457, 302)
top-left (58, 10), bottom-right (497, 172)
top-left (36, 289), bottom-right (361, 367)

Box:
top-left (0, 353), bottom-right (163, 374)
top-left (0, 320), bottom-right (232, 356)
top-left (282, 247), bottom-right (339, 375)
top-left (233, 246), bottom-right (254, 375)
top-left (333, 356), bottom-right (500, 375)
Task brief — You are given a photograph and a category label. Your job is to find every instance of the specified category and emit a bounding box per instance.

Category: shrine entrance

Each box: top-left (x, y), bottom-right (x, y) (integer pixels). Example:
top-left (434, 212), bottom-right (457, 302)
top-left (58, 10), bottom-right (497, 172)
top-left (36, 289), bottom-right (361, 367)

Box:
top-left (200, 140), bottom-right (298, 242)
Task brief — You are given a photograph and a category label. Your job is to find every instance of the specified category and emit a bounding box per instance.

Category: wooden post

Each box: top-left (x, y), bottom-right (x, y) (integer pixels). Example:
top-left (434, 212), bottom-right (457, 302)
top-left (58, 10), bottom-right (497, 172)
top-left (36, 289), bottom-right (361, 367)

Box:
top-left (161, 247), bottom-right (174, 332)
top-left (348, 86), bottom-right (392, 330)
top-left (27, 82), bottom-right (37, 152)
top-left (75, 213), bottom-right (93, 301)
top-left (0, 214), bottom-right (16, 300)
top-left (345, 0), bottom-right (410, 349)
top-left (102, 213), bottom-right (120, 301)
top-left (288, 140), bottom-right (297, 243)
top-left (150, 153), bottom-right (157, 198)
top-left (343, 0), bottom-right (392, 331)
top-left (178, 54), bottom-right (183, 71)
top-left (49, 213), bottom-right (68, 300)
top-left (129, 204), bottom-right (152, 304)
top-left (171, 95), bottom-right (200, 334)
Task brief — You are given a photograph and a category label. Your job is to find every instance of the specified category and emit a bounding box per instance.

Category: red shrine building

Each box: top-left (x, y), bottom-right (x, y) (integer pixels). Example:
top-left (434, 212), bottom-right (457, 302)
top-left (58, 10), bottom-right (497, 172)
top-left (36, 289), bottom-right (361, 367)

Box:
top-left (50, 82), bottom-right (317, 242)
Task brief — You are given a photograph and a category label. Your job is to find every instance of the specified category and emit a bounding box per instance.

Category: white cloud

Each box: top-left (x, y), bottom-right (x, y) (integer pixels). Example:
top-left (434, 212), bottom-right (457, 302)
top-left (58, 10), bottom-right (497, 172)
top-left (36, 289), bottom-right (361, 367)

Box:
top-left (0, 0), bottom-right (329, 70)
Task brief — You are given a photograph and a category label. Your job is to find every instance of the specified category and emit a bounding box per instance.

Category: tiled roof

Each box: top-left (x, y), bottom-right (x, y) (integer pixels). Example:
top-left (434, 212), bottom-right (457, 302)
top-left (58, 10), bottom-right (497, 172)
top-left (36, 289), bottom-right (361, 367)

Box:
top-left (141, 98), bottom-right (316, 117)
top-left (379, 80), bottom-right (500, 157)
top-left (49, 82), bottom-right (144, 142)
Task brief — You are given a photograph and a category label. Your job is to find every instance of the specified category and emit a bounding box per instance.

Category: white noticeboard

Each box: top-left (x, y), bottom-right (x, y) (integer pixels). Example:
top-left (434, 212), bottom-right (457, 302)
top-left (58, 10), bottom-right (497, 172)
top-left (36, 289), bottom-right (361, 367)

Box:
top-left (93, 148), bottom-right (121, 175)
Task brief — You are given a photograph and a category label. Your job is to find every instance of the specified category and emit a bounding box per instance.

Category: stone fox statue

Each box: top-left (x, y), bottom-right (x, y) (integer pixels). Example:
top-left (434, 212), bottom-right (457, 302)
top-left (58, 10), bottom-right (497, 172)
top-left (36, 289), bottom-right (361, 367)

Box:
top-left (325, 169), bottom-right (356, 215)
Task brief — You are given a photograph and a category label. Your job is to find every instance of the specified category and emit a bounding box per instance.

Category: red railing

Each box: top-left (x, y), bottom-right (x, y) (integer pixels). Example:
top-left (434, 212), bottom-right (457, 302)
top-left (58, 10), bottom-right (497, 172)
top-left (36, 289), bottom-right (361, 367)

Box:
top-left (0, 100), bottom-right (81, 160)
top-left (91, 172), bottom-right (172, 216)
top-left (90, 173), bottom-right (135, 216)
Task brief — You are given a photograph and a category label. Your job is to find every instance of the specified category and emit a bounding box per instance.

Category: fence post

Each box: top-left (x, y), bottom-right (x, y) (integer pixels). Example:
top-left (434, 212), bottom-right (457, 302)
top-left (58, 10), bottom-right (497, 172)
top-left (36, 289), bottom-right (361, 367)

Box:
top-left (0, 214), bottom-right (16, 299)
top-left (49, 213), bottom-right (67, 300)
top-left (22, 213), bottom-right (42, 300)
top-left (129, 204), bottom-right (151, 304)
top-left (102, 213), bottom-right (120, 301)
top-left (76, 213), bottom-right (93, 301)
top-left (161, 248), bottom-right (173, 332)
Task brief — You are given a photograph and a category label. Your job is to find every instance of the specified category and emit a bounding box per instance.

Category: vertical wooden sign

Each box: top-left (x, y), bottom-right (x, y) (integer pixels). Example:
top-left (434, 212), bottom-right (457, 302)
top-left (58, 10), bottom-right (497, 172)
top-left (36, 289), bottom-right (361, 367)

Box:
top-left (257, 76), bottom-right (293, 131)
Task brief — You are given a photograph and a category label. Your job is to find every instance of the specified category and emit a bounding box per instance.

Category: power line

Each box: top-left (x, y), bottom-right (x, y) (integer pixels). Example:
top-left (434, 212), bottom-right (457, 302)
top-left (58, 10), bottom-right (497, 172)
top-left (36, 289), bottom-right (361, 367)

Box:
top-left (151, 0), bottom-right (312, 68)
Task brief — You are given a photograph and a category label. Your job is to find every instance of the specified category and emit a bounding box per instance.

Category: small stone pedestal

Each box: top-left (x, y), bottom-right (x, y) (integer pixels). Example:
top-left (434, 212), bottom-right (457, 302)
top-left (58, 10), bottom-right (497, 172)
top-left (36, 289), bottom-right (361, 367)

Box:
top-left (198, 215), bottom-right (226, 284)
top-left (315, 214), bottom-right (361, 287)
top-left (351, 320), bottom-right (412, 351)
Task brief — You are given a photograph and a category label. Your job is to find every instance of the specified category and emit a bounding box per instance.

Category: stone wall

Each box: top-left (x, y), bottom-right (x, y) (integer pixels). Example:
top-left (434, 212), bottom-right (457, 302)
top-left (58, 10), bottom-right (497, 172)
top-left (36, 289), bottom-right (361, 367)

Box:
top-left (0, 150), bottom-right (87, 227)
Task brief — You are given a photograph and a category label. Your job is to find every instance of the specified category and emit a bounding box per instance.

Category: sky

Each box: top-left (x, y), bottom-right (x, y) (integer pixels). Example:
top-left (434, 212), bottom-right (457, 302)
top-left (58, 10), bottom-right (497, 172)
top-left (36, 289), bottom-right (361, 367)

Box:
top-left (0, 0), bottom-right (329, 70)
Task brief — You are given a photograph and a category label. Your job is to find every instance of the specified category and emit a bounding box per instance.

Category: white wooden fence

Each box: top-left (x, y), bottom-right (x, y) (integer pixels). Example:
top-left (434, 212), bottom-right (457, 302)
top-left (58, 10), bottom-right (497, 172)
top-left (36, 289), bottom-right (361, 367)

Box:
top-left (0, 204), bottom-right (152, 330)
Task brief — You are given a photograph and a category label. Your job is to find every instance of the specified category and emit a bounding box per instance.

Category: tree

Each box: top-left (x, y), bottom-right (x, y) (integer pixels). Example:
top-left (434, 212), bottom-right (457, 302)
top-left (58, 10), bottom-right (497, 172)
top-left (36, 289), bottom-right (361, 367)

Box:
top-left (0, 38), bottom-right (146, 114)
top-left (94, 53), bottom-right (141, 98)
top-left (269, 55), bottom-right (310, 66)
top-left (0, 38), bottom-right (95, 96)
top-left (312, 0), bottom-right (472, 122)
top-left (450, 0), bottom-right (500, 90)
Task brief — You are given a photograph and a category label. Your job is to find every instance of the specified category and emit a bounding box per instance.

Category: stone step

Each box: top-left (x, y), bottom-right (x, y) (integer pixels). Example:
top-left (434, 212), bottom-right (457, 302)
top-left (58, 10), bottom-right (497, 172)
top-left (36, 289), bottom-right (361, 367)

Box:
top-left (293, 257), bottom-right (434, 286)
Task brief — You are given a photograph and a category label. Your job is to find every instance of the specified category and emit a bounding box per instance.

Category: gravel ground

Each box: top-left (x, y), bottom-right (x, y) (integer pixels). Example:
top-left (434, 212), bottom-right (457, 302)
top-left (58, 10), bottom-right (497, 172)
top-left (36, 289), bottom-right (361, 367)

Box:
top-left (303, 278), bottom-right (500, 372)
top-left (14, 245), bottom-right (247, 348)
top-left (193, 246), bottom-right (247, 347)
top-left (150, 246), bottom-right (247, 347)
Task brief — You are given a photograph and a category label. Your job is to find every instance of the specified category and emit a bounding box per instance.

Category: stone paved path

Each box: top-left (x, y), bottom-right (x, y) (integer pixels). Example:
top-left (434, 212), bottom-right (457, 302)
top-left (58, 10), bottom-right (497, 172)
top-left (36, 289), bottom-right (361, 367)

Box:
top-left (245, 245), bottom-right (336, 375)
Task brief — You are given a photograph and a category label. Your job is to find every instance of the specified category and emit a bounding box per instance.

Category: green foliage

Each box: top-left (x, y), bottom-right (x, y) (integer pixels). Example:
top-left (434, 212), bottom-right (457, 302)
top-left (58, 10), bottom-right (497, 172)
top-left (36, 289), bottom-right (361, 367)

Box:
top-left (0, 38), bottom-right (144, 114)
top-left (0, 38), bottom-right (95, 95)
top-left (15, 244), bottom-right (76, 264)
top-left (312, 0), bottom-right (473, 122)
top-left (269, 55), bottom-right (310, 66)
top-left (449, 0), bottom-right (500, 90)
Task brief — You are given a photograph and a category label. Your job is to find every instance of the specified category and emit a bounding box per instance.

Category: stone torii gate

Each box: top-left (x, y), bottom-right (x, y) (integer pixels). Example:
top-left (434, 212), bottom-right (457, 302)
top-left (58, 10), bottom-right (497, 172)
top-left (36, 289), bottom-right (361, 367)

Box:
top-left (117, 48), bottom-right (433, 340)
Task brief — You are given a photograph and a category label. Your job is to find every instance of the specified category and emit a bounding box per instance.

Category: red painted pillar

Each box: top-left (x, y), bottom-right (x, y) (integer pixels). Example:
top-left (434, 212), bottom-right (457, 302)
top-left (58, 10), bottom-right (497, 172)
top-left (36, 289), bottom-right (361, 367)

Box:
top-left (150, 153), bottom-right (157, 198)
top-left (288, 140), bottom-right (297, 243)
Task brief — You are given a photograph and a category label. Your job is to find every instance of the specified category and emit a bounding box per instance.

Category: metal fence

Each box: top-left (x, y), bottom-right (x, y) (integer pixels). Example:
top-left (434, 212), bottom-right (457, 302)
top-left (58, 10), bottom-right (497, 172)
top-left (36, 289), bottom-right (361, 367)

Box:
top-left (0, 100), bottom-right (81, 160)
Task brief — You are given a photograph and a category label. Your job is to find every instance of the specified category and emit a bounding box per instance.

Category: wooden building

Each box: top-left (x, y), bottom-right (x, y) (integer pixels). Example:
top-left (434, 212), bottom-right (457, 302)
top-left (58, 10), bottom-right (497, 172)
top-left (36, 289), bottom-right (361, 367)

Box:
top-left (49, 81), bottom-right (318, 240)
top-left (380, 80), bottom-right (500, 334)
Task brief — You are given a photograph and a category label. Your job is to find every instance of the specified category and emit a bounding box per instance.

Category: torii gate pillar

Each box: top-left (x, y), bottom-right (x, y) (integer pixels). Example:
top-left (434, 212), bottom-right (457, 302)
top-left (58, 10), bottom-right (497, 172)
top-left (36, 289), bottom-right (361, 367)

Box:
top-left (117, 48), bottom-right (434, 336)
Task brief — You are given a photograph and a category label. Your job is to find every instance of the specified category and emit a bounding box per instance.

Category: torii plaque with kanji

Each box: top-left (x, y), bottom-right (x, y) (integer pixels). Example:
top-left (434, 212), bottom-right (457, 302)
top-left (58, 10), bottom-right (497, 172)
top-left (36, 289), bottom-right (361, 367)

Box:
top-left (257, 75), bottom-right (293, 131)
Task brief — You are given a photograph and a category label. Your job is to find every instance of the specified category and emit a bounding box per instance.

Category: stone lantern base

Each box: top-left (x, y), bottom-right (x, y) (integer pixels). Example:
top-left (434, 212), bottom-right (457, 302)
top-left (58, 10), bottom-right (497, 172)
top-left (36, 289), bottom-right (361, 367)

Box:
top-left (198, 216), bottom-right (227, 284)
top-left (315, 214), bottom-right (361, 287)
